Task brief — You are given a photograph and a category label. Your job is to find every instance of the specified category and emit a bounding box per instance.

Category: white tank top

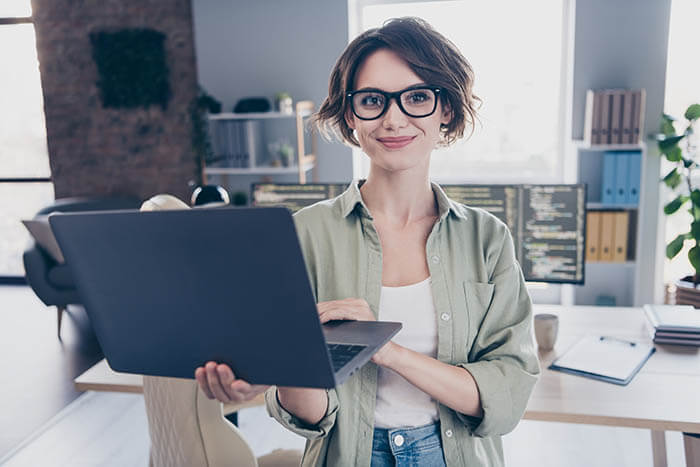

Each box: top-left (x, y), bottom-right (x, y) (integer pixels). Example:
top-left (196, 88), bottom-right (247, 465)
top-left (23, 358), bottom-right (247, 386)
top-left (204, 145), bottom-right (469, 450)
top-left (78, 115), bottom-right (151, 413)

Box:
top-left (374, 277), bottom-right (440, 428)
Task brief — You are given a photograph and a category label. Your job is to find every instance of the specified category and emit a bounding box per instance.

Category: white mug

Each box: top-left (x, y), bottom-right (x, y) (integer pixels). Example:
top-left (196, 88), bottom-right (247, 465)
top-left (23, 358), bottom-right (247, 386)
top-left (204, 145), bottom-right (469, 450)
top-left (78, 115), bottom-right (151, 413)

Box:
top-left (534, 313), bottom-right (559, 351)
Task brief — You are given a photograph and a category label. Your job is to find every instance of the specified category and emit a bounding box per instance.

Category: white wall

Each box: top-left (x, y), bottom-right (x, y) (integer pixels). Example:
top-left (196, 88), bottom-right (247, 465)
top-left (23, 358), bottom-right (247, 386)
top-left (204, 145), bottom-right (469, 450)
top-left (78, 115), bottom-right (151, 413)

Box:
top-left (570, 0), bottom-right (672, 304)
top-left (191, 0), bottom-right (354, 194)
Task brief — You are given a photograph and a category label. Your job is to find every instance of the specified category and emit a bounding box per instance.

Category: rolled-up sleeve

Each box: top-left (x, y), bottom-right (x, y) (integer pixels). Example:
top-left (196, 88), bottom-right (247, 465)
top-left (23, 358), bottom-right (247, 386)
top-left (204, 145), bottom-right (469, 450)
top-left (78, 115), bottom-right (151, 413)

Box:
top-left (455, 227), bottom-right (540, 436)
top-left (265, 386), bottom-right (339, 440)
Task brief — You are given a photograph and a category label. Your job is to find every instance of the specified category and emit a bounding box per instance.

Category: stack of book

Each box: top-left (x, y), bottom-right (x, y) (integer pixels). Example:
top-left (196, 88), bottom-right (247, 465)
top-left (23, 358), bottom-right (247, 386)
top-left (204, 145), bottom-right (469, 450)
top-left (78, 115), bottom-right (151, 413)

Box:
top-left (207, 119), bottom-right (264, 168)
top-left (584, 89), bottom-right (646, 145)
top-left (643, 304), bottom-right (700, 346)
top-left (674, 284), bottom-right (700, 309)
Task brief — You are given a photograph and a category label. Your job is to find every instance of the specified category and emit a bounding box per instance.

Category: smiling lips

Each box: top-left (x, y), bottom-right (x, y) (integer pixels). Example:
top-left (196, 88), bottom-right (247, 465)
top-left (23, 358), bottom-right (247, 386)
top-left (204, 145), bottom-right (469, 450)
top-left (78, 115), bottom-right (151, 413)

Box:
top-left (376, 136), bottom-right (416, 149)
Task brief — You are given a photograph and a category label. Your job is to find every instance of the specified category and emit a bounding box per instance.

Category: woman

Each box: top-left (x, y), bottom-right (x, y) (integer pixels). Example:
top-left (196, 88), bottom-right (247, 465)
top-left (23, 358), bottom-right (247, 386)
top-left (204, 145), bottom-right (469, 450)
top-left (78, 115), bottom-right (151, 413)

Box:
top-left (196, 17), bottom-right (540, 466)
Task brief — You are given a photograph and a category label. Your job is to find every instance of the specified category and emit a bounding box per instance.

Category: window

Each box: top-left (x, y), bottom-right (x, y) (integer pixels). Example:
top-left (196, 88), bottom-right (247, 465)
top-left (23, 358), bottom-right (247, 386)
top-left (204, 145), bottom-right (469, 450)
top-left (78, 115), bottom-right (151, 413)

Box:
top-left (0, 0), bottom-right (54, 281)
top-left (350, 0), bottom-right (567, 184)
top-left (662, 0), bottom-right (700, 286)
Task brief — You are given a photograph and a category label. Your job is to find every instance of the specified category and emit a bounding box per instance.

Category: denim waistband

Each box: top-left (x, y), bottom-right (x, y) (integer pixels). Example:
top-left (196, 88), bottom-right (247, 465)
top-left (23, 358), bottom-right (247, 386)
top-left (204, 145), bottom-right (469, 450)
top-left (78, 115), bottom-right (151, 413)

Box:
top-left (372, 422), bottom-right (441, 454)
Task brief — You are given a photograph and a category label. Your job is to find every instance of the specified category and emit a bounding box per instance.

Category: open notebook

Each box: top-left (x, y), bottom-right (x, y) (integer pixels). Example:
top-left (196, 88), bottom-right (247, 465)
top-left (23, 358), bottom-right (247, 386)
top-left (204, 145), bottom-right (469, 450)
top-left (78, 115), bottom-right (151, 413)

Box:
top-left (549, 335), bottom-right (655, 385)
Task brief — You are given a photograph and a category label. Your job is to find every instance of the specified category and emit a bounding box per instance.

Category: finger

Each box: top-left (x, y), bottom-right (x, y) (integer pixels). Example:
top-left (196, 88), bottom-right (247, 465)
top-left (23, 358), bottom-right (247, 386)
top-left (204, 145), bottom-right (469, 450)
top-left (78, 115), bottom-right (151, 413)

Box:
top-left (195, 367), bottom-right (215, 399)
top-left (217, 365), bottom-right (239, 400)
top-left (320, 308), bottom-right (353, 323)
top-left (230, 379), bottom-right (253, 395)
top-left (230, 381), bottom-right (269, 400)
top-left (205, 362), bottom-right (232, 403)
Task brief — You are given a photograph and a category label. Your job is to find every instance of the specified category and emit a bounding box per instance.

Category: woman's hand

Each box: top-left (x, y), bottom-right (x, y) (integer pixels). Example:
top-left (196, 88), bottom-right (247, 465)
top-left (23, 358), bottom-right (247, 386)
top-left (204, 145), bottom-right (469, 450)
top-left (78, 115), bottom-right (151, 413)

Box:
top-left (317, 298), bottom-right (399, 367)
top-left (317, 297), bottom-right (376, 323)
top-left (194, 362), bottom-right (269, 403)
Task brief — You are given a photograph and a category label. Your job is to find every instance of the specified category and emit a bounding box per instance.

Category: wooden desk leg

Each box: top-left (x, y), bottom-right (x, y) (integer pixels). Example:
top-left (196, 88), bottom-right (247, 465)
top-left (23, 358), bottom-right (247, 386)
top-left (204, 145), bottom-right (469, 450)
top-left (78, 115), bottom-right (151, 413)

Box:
top-left (684, 433), bottom-right (700, 467)
top-left (651, 430), bottom-right (668, 467)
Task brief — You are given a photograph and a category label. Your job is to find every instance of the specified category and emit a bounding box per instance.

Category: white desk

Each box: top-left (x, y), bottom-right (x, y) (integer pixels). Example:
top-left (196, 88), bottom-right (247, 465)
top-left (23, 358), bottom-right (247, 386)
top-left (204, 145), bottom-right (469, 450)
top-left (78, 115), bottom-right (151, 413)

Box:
top-left (75, 304), bottom-right (700, 466)
top-left (528, 305), bottom-right (700, 467)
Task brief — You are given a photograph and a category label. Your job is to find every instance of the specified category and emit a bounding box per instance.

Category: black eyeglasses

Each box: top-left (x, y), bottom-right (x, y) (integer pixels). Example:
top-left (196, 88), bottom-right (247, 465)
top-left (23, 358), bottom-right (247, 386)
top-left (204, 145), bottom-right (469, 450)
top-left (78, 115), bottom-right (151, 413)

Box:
top-left (346, 85), bottom-right (441, 121)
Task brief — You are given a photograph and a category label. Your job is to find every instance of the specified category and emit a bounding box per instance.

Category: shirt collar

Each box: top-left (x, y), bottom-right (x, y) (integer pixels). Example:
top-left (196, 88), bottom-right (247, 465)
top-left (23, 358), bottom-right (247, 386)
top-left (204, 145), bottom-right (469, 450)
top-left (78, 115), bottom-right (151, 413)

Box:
top-left (338, 179), bottom-right (468, 221)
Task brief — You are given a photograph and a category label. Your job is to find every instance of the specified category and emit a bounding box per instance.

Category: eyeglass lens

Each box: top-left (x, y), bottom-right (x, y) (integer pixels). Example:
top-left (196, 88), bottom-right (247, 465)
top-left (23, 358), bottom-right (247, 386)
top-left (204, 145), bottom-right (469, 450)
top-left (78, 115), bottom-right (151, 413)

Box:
top-left (352, 88), bottom-right (437, 119)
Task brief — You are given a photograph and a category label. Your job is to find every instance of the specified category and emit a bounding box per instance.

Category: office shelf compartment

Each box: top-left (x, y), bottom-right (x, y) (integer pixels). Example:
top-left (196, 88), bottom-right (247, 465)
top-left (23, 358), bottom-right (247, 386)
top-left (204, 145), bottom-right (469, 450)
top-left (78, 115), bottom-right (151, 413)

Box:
top-left (576, 142), bottom-right (644, 206)
top-left (567, 140), bottom-right (648, 306)
top-left (203, 100), bottom-right (317, 184)
top-left (574, 262), bottom-right (635, 306)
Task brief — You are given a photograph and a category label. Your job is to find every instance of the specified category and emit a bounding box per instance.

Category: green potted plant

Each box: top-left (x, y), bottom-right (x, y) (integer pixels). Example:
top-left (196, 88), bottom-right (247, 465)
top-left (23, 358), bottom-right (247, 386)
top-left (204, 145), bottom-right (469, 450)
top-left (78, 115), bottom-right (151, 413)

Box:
top-left (275, 92), bottom-right (293, 114)
top-left (657, 103), bottom-right (700, 306)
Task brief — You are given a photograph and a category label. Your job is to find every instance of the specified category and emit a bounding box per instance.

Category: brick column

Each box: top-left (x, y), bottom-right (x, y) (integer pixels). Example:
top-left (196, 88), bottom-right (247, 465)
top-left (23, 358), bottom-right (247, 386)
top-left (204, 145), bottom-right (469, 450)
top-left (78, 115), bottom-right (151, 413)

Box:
top-left (31, 0), bottom-right (200, 202)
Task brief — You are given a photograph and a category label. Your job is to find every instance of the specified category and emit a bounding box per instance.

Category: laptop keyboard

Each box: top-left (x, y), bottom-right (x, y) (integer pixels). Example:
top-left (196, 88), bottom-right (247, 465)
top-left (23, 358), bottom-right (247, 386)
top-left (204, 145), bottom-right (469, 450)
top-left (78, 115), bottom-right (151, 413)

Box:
top-left (326, 343), bottom-right (367, 372)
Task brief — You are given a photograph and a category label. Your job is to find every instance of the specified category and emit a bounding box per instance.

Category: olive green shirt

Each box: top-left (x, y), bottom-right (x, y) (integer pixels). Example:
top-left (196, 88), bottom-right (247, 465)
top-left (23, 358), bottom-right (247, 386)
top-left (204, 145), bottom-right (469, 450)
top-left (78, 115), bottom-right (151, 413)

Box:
top-left (265, 180), bottom-right (540, 466)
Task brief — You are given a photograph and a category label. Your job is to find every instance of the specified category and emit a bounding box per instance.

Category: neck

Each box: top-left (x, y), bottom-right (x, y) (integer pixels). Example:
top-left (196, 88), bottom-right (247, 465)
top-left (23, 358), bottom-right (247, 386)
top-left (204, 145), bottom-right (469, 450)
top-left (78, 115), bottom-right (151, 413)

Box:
top-left (360, 164), bottom-right (437, 227)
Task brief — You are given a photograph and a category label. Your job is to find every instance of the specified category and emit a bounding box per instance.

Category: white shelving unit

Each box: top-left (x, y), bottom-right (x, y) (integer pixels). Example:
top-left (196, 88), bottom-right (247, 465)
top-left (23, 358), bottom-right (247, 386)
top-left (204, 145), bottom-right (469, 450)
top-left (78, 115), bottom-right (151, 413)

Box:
top-left (562, 140), bottom-right (648, 307)
top-left (204, 100), bottom-right (317, 184)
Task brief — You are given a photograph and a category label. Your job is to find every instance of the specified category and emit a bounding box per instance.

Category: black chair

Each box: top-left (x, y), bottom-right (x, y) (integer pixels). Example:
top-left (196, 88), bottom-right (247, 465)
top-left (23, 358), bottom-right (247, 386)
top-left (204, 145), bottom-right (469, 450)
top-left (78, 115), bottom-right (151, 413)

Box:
top-left (23, 197), bottom-right (142, 339)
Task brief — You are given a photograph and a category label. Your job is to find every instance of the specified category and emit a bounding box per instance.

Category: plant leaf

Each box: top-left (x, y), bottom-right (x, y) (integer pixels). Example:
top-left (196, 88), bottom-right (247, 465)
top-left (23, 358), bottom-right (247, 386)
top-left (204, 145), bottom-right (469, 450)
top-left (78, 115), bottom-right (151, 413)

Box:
top-left (683, 157), bottom-right (695, 168)
top-left (690, 245), bottom-right (700, 274)
top-left (658, 134), bottom-right (685, 153)
top-left (692, 190), bottom-right (700, 208)
top-left (660, 116), bottom-right (676, 136)
top-left (689, 205), bottom-right (700, 219)
top-left (665, 195), bottom-right (688, 215)
top-left (667, 234), bottom-right (687, 259)
top-left (663, 168), bottom-right (682, 189)
top-left (685, 104), bottom-right (700, 121)
top-left (665, 146), bottom-right (683, 162)
top-left (692, 221), bottom-right (700, 241)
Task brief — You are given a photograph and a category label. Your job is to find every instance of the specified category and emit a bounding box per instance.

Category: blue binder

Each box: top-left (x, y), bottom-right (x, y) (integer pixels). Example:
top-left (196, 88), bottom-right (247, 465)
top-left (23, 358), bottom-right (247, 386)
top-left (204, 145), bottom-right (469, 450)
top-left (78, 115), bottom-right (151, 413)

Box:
top-left (627, 151), bottom-right (641, 206)
top-left (601, 152), bottom-right (617, 205)
top-left (614, 152), bottom-right (629, 204)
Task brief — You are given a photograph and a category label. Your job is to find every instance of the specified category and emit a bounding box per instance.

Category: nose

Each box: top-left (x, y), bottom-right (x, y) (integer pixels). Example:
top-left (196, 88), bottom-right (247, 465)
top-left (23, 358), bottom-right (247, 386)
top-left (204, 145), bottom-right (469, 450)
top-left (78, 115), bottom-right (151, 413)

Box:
top-left (381, 97), bottom-right (408, 129)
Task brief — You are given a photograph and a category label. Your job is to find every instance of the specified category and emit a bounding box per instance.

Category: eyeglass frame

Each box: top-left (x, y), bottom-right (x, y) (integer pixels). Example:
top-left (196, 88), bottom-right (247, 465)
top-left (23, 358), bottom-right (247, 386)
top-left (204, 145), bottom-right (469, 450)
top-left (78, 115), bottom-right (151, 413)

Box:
top-left (346, 85), bottom-right (442, 121)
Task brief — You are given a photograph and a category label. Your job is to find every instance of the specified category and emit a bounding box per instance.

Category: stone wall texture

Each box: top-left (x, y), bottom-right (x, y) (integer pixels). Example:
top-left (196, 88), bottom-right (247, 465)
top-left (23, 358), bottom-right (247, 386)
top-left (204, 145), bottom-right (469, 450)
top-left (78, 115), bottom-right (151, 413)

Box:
top-left (31, 0), bottom-right (200, 202)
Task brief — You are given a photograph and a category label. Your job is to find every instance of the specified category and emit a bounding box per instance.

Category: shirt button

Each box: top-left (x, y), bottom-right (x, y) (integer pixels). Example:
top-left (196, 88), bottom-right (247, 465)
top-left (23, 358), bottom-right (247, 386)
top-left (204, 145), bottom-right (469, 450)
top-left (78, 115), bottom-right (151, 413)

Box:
top-left (431, 255), bottom-right (440, 264)
top-left (445, 429), bottom-right (453, 438)
top-left (393, 434), bottom-right (405, 446)
top-left (441, 312), bottom-right (450, 321)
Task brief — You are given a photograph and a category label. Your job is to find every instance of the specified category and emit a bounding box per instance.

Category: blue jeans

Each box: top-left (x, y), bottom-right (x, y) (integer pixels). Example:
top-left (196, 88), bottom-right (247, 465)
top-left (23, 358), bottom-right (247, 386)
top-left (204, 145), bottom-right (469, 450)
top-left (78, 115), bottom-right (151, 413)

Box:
top-left (371, 422), bottom-right (446, 466)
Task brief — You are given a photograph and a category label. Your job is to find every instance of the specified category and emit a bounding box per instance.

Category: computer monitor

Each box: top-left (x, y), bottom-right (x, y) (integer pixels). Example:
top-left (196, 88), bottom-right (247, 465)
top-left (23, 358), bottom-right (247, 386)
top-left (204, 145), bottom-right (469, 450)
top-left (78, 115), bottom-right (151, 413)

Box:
top-left (251, 182), bottom-right (586, 284)
top-left (251, 183), bottom-right (348, 213)
top-left (442, 184), bottom-right (586, 284)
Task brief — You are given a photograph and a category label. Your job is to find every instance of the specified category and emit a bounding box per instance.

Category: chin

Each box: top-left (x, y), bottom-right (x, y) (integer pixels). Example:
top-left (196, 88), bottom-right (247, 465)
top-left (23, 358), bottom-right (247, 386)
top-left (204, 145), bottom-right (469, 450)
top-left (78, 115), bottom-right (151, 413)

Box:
top-left (373, 155), bottom-right (426, 173)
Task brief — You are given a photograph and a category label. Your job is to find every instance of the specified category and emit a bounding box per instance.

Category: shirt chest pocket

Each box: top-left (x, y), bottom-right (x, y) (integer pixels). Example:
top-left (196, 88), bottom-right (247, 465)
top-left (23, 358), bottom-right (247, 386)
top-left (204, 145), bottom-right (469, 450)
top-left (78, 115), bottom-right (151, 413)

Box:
top-left (462, 281), bottom-right (495, 358)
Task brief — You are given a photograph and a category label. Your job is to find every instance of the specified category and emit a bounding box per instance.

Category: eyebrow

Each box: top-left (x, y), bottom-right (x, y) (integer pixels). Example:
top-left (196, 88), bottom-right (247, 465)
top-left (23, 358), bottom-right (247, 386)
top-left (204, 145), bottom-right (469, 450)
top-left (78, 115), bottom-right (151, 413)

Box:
top-left (353, 83), bottom-right (430, 93)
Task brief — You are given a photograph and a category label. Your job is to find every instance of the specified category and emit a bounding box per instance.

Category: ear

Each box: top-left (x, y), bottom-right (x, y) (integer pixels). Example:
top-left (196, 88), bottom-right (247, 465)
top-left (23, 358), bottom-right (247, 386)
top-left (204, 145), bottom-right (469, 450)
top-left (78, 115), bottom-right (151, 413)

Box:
top-left (440, 101), bottom-right (452, 126)
top-left (344, 108), bottom-right (355, 131)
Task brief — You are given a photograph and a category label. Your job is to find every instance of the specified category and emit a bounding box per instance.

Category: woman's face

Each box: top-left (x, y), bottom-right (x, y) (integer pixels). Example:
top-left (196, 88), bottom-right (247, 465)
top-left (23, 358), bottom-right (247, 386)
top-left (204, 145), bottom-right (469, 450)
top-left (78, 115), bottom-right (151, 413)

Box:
top-left (346, 48), bottom-right (451, 174)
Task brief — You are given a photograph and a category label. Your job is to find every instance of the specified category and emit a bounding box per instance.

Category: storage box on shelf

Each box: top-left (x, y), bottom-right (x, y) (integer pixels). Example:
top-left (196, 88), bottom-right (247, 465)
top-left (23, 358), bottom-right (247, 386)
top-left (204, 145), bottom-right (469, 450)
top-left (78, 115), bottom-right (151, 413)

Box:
top-left (204, 100), bottom-right (317, 184)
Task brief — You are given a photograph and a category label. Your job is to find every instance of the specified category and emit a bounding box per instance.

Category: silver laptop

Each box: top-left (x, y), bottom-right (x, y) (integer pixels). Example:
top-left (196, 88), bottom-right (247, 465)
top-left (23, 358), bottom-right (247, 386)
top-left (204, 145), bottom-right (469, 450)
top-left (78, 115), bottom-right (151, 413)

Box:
top-left (49, 207), bottom-right (401, 388)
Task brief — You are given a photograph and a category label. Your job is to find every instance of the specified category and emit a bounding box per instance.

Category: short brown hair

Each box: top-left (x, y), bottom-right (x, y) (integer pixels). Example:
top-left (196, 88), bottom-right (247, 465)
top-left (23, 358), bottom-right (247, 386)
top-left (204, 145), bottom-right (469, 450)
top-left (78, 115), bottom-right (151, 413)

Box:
top-left (314, 17), bottom-right (479, 147)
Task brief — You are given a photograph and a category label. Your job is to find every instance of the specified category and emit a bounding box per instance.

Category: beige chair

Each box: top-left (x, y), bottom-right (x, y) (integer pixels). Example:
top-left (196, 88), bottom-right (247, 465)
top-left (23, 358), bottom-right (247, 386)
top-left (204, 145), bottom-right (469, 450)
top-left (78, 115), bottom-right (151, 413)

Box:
top-left (140, 194), bottom-right (302, 467)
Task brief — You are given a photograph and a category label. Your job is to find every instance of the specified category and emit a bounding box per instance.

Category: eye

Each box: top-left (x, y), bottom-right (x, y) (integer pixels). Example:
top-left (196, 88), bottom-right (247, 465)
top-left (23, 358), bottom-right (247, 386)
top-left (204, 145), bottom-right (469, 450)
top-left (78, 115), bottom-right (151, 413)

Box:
top-left (405, 90), bottom-right (431, 104)
top-left (358, 93), bottom-right (384, 108)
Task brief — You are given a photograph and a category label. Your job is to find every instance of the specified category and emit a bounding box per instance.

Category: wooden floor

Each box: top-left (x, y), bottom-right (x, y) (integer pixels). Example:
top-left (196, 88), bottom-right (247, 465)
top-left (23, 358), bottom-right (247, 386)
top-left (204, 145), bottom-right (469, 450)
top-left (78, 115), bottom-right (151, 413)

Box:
top-left (0, 285), bottom-right (688, 466)
top-left (0, 285), bottom-right (103, 458)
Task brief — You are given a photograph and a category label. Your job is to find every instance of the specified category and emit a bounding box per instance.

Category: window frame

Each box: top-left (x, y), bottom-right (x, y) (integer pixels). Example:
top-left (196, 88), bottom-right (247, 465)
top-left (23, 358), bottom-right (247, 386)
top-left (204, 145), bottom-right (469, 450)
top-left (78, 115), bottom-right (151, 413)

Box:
top-left (0, 11), bottom-right (54, 283)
